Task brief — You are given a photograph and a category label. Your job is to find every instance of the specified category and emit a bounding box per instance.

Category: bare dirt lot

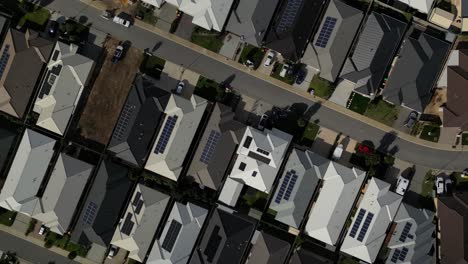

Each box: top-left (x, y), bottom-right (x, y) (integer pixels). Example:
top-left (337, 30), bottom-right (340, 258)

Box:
top-left (78, 38), bottom-right (143, 145)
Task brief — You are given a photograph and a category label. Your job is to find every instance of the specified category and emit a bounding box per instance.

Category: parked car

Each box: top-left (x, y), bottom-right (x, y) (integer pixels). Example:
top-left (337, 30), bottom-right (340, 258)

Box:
top-left (107, 245), bottom-right (119, 259)
top-left (176, 81), bottom-right (185, 94)
top-left (404, 111), bottom-right (418, 128)
top-left (48, 21), bottom-right (59, 37)
top-left (113, 12), bottom-right (132, 27)
top-left (436, 176), bottom-right (445, 195)
top-left (280, 63), bottom-right (291, 77)
top-left (264, 51), bottom-right (275, 67)
top-left (462, 168), bottom-right (468, 178)
top-left (395, 176), bottom-right (409, 196)
top-left (295, 68), bottom-right (306, 84)
top-left (258, 114), bottom-right (269, 130)
top-left (332, 144), bottom-right (343, 161)
top-left (245, 59), bottom-right (255, 68)
top-left (101, 10), bottom-right (113, 20)
top-left (38, 225), bottom-right (46, 235)
top-left (445, 178), bottom-right (453, 195)
top-left (112, 45), bottom-right (124, 63)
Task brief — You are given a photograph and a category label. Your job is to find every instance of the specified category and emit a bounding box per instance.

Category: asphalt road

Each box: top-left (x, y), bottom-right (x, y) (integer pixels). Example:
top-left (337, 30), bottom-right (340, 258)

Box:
top-left (39, 0), bottom-right (468, 170)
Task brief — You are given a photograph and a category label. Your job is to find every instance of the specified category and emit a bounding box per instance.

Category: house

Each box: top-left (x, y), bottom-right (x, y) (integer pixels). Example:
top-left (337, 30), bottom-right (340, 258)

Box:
top-left (245, 231), bottom-right (290, 264)
top-left (186, 103), bottom-right (245, 191)
top-left (0, 129), bottom-right (56, 214)
top-left (225, 0), bottom-right (280, 47)
top-left (0, 125), bottom-right (18, 176)
top-left (429, 8), bottom-right (454, 29)
top-left (218, 127), bottom-right (292, 206)
top-left (145, 93), bottom-right (207, 181)
top-left (304, 153), bottom-right (366, 246)
top-left (71, 160), bottom-right (133, 261)
top-left (0, 29), bottom-right (53, 118)
top-left (189, 208), bottom-right (256, 264)
top-left (385, 203), bottom-right (435, 264)
top-left (32, 153), bottom-right (93, 235)
top-left (302, 0), bottom-right (363, 82)
top-left (146, 202), bottom-right (208, 264)
top-left (111, 184), bottom-right (170, 262)
top-left (396, 0), bottom-right (435, 14)
top-left (339, 12), bottom-right (407, 98)
top-left (340, 178), bottom-right (403, 264)
top-left (437, 191), bottom-right (468, 264)
top-left (108, 75), bottom-right (171, 167)
top-left (382, 26), bottom-right (450, 113)
top-left (268, 149), bottom-right (322, 229)
top-left (462, 0), bottom-right (468, 32)
top-left (32, 42), bottom-right (94, 135)
top-left (289, 249), bottom-right (334, 264)
top-left (264, 0), bottom-right (325, 61)
top-left (142, 0), bottom-right (234, 32)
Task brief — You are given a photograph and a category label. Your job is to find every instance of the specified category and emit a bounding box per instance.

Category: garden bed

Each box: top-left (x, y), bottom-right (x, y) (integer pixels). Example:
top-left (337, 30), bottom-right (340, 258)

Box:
top-left (420, 125), bottom-right (440, 142)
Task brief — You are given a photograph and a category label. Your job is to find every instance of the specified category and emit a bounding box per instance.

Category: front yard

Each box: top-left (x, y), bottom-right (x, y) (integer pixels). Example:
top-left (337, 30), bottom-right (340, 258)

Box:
top-left (420, 125), bottom-right (440, 142)
top-left (194, 76), bottom-right (225, 102)
top-left (364, 98), bottom-right (399, 126)
top-left (238, 44), bottom-right (265, 69)
top-left (309, 74), bottom-right (335, 99)
top-left (462, 133), bottom-right (468, 145)
top-left (18, 4), bottom-right (50, 28)
top-left (140, 55), bottom-right (166, 79)
top-left (421, 171), bottom-right (435, 198)
top-left (191, 27), bottom-right (224, 53)
top-left (271, 63), bottom-right (294, 85)
top-left (300, 122), bottom-right (320, 146)
top-left (0, 209), bottom-right (16, 226)
top-left (348, 93), bottom-right (370, 114)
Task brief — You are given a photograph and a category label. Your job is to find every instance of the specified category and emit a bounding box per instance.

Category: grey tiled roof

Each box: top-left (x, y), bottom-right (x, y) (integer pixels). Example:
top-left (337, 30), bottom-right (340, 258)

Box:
top-left (247, 231), bottom-right (290, 264)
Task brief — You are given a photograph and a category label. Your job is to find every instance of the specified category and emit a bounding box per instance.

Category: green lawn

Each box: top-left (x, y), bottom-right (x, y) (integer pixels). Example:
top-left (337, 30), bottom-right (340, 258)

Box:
top-left (238, 44), bottom-right (265, 69)
top-left (194, 76), bottom-right (224, 102)
top-left (364, 99), bottom-right (399, 126)
top-left (348, 93), bottom-right (370, 114)
top-left (135, 2), bottom-right (158, 25)
top-left (462, 133), bottom-right (468, 145)
top-left (301, 122), bottom-right (320, 142)
top-left (0, 209), bottom-right (16, 226)
top-left (18, 5), bottom-right (50, 27)
top-left (421, 171), bottom-right (435, 198)
top-left (420, 125), bottom-right (440, 142)
top-left (309, 74), bottom-right (335, 99)
top-left (140, 55), bottom-right (165, 79)
top-left (271, 63), bottom-right (294, 85)
top-left (191, 28), bottom-right (224, 53)
top-left (59, 20), bottom-right (89, 44)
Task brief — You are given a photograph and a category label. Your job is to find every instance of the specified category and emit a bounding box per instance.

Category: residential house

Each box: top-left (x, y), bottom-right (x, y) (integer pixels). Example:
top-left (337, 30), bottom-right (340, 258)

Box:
top-left (186, 103), bottom-right (245, 191)
top-left (146, 202), bottom-right (208, 264)
top-left (437, 191), bottom-right (468, 264)
top-left (0, 129), bottom-right (56, 214)
top-left (429, 8), bottom-right (454, 29)
top-left (302, 0), bottom-right (363, 82)
top-left (382, 26), bottom-right (450, 113)
top-left (264, 0), bottom-right (325, 61)
top-left (32, 42), bottom-right (94, 135)
top-left (111, 184), bottom-right (170, 262)
top-left (189, 208), bottom-right (256, 264)
top-left (0, 124), bottom-right (18, 176)
top-left (0, 29), bottom-right (53, 118)
top-left (304, 153), bottom-right (366, 246)
top-left (245, 231), bottom-right (290, 264)
top-left (108, 75), bottom-right (171, 167)
top-left (145, 93), bottom-right (207, 182)
top-left (396, 0), bottom-right (435, 14)
top-left (218, 127), bottom-right (292, 206)
top-left (462, 0), bottom-right (468, 32)
top-left (339, 12), bottom-right (407, 98)
top-left (289, 249), bottom-right (334, 264)
top-left (0, 16), bottom-right (7, 45)
top-left (385, 203), bottom-right (435, 264)
top-left (225, 0), bottom-right (280, 47)
top-left (268, 149), bottom-right (322, 229)
top-left (340, 178), bottom-right (403, 264)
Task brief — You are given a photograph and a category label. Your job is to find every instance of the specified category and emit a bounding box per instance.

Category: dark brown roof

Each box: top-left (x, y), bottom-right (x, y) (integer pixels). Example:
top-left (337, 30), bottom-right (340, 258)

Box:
top-left (444, 50), bottom-right (468, 130)
top-left (437, 192), bottom-right (468, 264)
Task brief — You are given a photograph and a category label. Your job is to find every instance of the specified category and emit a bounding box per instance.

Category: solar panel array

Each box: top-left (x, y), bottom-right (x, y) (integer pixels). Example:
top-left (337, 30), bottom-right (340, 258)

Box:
top-left (399, 222), bottom-right (412, 242)
top-left (357, 212), bottom-right (374, 242)
top-left (315, 17), bottom-right (338, 48)
top-left (349, 209), bottom-right (366, 238)
top-left (204, 226), bottom-right (221, 262)
top-left (256, 148), bottom-right (269, 156)
top-left (162, 220), bottom-right (182, 252)
top-left (283, 173), bottom-right (298, 201)
top-left (154, 115), bottom-right (178, 154)
top-left (275, 170), bottom-right (298, 203)
top-left (132, 192), bottom-right (142, 206)
top-left (121, 213), bottom-right (134, 236)
top-left (82, 202), bottom-right (98, 225)
top-left (390, 247), bottom-right (409, 263)
top-left (0, 44), bottom-right (10, 80)
top-left (200, 130), bottom-right (221, 164)
top-left (134, 199), bottom-right (144, 214)
top-left (276, 0), bottom-right (303, 34)
top-left (113, 103), bottom-right (136, 141)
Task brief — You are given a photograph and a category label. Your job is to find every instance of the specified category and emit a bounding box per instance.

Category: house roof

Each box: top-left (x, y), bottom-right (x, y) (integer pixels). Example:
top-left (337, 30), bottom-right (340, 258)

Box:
top-left (382, 26), bottom-right (450, 112)
top-left (385, 203), bottom-right (435, 264)
top-left (290, 248), bottom-right (334, 264)
top-left (264, 0), bottom-right (324, 61)
top-left (463, 0), bottom-right (468, 17)
top-left (304, 153), bottom-right (366, 246)
top-left (302, 0), bottom-right (363, 82)
top-left (71, 160), bottom-right (133, 248)
top-left (187, 103), bottom-right (245, 191)
top-left (228, 127), bottom-right (292, 193)
top-left (33, 154), bottom-right (93, 235)
top-left (108, 75), bottom-right (170, 167)
top-left (190, 208), bottom-right (256, 264)
top-left (340, 12), bottom-right (407, 96)
top-left (340, 178), bottom-right (403, 264)
top-left (429, 8), bottom-right (454, 29)
top-left (145, 94), bottom-right (207, 181)
top-left (396, 0), bottom-right (434, 14)
top-left (33, 42), bottom-right (94, 135)
top-left (437, 191), bottom-right (468, 264)
top-left (0, 129), bottom-right (56, 214)
top-left (217, 177), bottom-right (244, 207)
top-left (225, 0), bottom-right (280, 46)
top-left (0, 29), bottom-right (53, 118)
top-left (147, 202), bottom-right (208, 264)
top-left (269, 149), bottom-right (322, 228)
top-left (247, 231), bottom-right (290, 264)
top-left (111, 184), bottom-right (170, 262)
top-left (0, 125), bottom-right (17, 175)
top-left (443, 49), bottom-right (468, 130)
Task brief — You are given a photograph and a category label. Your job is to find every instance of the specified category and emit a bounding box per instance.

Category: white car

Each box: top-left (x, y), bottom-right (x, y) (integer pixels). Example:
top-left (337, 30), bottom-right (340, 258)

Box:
top-left (332, 144), bottom-right (343, 161)
top-left (176, 81), bottom-right (185, 94)
top-left (101, 10), bottom-right (113, 20)
top-left (462, 169), bottom-right (468, 178)
top-left (280, 63), bottom-right (291, 77)
top-left (113, 13), bottom-right (131, 27)
top-left (107, 245), bottom-right (119, 259)
top-left (264, 51), bottom-right (275, 67)
top-left (436, 176), bottom-right (444, 195)
top-left (38, 225), bottom-right (46, 235)
top-left (395, 176), bottom-right (409, 196)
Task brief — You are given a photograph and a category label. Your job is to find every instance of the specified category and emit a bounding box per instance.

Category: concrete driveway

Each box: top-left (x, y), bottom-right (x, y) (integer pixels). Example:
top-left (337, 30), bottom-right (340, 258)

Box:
top-left (292, 65), bottom-right (315, 92)
top-left (157, 61), bottom-right (200, 98)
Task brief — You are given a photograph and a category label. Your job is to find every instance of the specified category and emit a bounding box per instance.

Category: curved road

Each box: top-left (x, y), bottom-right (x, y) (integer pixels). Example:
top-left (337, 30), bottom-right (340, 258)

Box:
top-left (39, 0), bottom-right (468, 170)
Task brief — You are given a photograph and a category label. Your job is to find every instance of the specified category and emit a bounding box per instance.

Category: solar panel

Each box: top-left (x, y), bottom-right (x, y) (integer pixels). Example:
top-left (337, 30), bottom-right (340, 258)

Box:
top-left (0, 47), bottom-right (10, 80)
top-left (349, 209), bottom-right (366, 238)
top-left (315, 17), bottom-right (338, 48)
top-left (277, 0), bottom-right (303, 34)
top-left (275, 171), bottom-right (292, 203)
top-left (390, 249), bottom-right (401, 263)
top-left (134, 199), bottom-right (144, 214)
top-left (132, 192), bottom-right (142, 206)
top-left (243, 136), bottom-right (252, 148)
top-left (82, 202), bottom-right (98, 225)
top-left (200, 130), bottom-right (221, 164)
top-left (154, 115), bottom-right (178, 154)
top-left (112, 103), bottom-right (136, 141)
top-left (52, 50), bottom-right (60, 61)
top-left (357, 212), bottom-right (374, 242)
top-left (162, 220), bottom-right (182, 252)
top-left (256, 148), bottom-right (269, 156)
top-left (284, 173), bottom-right (298, 200)
top-left (399, 247), bottom-right (409, 261)
top-left (51, 64), bottom-right (62, 75)
top-left (121, 213), bottom-right (134, 235)
top-left (399, 222), bottom-right (413, 242)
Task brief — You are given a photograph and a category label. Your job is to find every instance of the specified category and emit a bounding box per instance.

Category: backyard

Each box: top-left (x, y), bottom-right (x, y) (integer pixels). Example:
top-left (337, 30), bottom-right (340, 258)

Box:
top-left (364, 98), bottom-right (399, 126)
top-left (309, 74), bottom-right (335, 99)
top-left (420, 125), bottom-right (440, 143)
top-left (191, 27), bottom-right (224, 53)
top-left (272, 63), bottom-right (294, 85)
top-left (238, 44), bottom-right (265, 69)
top-left (348, 93), bottom-right (370, 114)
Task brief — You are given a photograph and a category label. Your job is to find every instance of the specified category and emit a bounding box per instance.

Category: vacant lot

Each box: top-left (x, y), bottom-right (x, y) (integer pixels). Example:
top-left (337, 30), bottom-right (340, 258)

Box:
top-left (78, 38), bottom-right (143, 145)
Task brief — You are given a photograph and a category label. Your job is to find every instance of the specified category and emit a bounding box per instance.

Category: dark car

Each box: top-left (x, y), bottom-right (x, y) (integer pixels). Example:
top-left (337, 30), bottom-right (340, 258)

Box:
top-left (404, 111), bottom-right (418, 128)
top-left (112, 45), bottom-right (124, 63)
top-left (48, 21), bottom-right (59, 37)
top-left (295, 68), bottom-right (306, 84)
